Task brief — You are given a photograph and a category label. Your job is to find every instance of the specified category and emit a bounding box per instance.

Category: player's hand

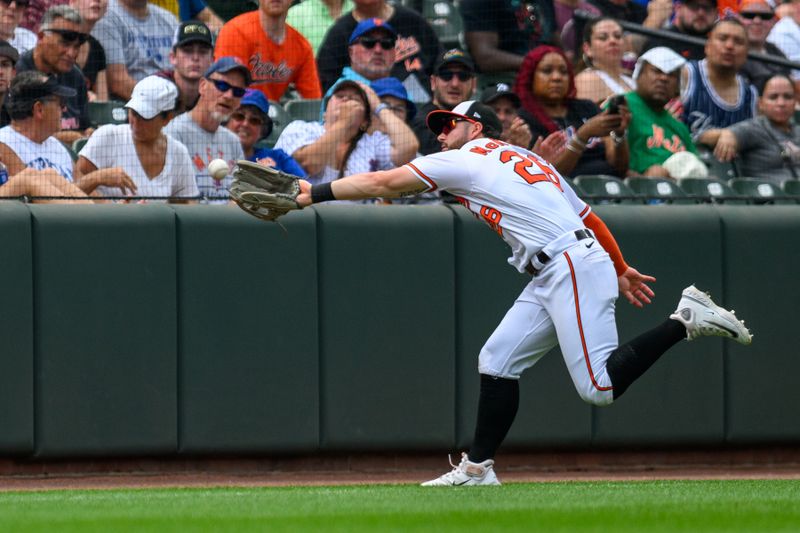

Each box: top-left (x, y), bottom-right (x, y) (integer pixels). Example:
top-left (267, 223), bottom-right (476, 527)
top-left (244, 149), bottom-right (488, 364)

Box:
top-left (296, 179), bottom-right (313, 208)
top-left (618, 266), bottom-right (656, 308)
top-left (713, 129), bottom-right (738, 162)
top-left (532, 131), bottom-right (567, 162)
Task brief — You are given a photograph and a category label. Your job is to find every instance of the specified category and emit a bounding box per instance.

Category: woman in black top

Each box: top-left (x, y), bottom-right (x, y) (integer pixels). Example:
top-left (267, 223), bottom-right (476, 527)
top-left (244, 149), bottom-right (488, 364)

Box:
top-left (71, 0), bottom-right (108, 101)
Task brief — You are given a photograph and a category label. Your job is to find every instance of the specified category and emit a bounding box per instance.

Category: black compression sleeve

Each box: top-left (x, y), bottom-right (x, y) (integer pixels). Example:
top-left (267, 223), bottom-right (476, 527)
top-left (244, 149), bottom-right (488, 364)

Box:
top-left (311, 182), bottom-right (336, 203)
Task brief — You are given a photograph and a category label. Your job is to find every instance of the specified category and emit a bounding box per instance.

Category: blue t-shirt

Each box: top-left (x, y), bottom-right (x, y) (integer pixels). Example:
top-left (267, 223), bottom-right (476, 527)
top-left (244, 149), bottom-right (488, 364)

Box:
top-left (250, 147), bottom-right (308, 178)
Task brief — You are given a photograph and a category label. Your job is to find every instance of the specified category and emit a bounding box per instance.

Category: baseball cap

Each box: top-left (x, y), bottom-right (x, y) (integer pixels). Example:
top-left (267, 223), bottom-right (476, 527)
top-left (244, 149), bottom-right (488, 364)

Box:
top-left (9, 73), bottom-right (76, 102)
top-left (0, 39), bottom-right (18, 64)
top-left (240, 88), bottom-right (269, 115)
top-left (349, 18), bottom-right (397, 45)
top-left (125, 76), bottom-right (178, 119)
top-left (371, 77), bottom-right (416, 120)
top-left (480, 83), bottom-right (521, 108)
top-left (427, 100), bottom-right (503, 138)
top-left (434, 48), bottom-right (475, 75)
top-left (205, 56), bottom-right (252, 86)
top-left (633, 47), bottom-right (687, 80)
top-left (173, 20), bottom-right (213, 49)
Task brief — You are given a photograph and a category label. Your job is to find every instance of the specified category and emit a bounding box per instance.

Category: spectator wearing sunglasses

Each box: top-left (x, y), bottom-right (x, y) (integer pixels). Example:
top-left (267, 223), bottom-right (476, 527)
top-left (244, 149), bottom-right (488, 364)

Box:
top-left (91, 0), bottom-right (178, 101)
top-left (0, 0), bottom-right (36, 55)
top-left (738, 0), bottom-right (791, 90)
top-left (69, 0), bottom-right (109, 102)
top-left (214, 0), bottom-right (321, 102)
top-left (16, 6), bottom-right (90, 144)
top-left (316, 0), bottom-right (442, 104)
top-left (76, 75), bottom-right (199, 202)
top-left (164, 56), bottom-right (248, 203)
top-left (411, 49), bottom-right (477, 156)
top-left (226, 89), bottom-right (305, 176)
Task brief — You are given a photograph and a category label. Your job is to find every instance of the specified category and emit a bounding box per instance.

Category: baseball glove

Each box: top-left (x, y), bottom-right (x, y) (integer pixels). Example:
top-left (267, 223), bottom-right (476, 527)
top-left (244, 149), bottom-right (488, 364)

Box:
top-left (229, 160), bottom-right (302, 222)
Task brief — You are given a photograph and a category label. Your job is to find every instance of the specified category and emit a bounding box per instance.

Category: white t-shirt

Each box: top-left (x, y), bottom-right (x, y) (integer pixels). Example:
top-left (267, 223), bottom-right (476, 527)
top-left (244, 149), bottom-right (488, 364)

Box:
top-left (79, 123), bottom-right (199, 199)
top-left (0, 126), bottom-right (74, 181)
top-left (10, 27), bottom-right (37, 55)
top-left (163, 112), bottom-right (244, 203)
top-left (405, 138), bottom-right (590, 273)
top-left (275, 120), bottom-right (394, 185)
top-left (767, 17), bottom-right (800, 80)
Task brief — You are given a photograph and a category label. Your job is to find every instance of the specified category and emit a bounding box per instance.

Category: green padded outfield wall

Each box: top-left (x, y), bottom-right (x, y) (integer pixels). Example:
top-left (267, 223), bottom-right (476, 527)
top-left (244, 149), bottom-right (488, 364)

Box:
top-left (0, 202), bottom-right (33, 454)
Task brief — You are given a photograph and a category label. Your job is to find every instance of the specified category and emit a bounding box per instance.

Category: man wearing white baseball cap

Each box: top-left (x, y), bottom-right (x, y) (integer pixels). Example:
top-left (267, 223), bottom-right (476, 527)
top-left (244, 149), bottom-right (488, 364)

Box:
top-left (76, 75), bottom-right (200, 202)
top-left (625, 47), bottom-right (707, 179)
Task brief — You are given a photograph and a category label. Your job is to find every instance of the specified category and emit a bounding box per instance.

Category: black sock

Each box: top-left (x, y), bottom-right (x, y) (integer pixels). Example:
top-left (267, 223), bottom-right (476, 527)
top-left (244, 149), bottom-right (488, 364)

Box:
top-left (606, 319), bottom-right (686, 400)
top-left (468, 374), bottom-right (519, 463)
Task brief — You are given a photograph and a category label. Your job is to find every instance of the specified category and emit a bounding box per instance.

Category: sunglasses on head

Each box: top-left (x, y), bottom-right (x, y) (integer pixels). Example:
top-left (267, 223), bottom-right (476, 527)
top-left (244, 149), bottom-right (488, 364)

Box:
top-left (437, 70), bottom-right (473, 82)
top-left (739, 10), bottom-right (773, 19)
top-left (356, 37), bottom-right (396, 50)
top-left (207, 77), bottom-right (247, 98)
top-left (230, 111), bottom-right (264, 127)
top-left (45, 28), bottom-right (89, 45)
top-left (441, 117), bottom-right (473, 135)
top-left (0, 0), bottom-right (30, 7)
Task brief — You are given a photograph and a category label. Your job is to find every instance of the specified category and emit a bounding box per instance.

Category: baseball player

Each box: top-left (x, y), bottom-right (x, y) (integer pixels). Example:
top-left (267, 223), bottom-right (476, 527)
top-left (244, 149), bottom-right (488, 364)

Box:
top-left (292, 100), bottom-right (752, 486)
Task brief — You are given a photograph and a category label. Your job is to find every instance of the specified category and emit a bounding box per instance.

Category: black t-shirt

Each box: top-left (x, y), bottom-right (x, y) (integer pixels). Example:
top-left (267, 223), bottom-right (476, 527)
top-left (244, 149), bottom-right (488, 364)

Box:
top-left (526, 99), bottom-right (617, 177)
top-left (460, 0), bottom-right (556, 58)
top-left (16, 51), bottom-right (90, 131)
top-left (642, 25), bottom-right (707, 61)
top-left (316, 5), bottom-right (443, 98)
top-left (586, 0), bottom-right (646, 24)
top-left (411, 101), bottom-right (442, 155)
top-left (740, 42), bottom-right (791, 90)
top-left (81, 35), bottom-right (107, 91)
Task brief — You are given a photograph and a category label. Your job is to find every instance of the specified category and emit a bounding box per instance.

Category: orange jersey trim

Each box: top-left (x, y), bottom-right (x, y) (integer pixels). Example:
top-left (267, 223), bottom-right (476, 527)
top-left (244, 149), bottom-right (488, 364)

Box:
top-left (405, 163), bottom-right (438, 192)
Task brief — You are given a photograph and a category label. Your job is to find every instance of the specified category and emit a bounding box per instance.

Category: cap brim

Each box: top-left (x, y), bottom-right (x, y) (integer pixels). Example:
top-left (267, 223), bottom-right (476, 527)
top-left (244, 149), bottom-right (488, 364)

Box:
top-left (426, 109), bottom-right (474, 135)
top-left (174, 36), bottom-right (212, 48)
top-left (52, 85), bottom-right (77, 98)
top-left (125, 99), bottom-right (158, 120)
top-left (482, 91), bottom-right (520, 107)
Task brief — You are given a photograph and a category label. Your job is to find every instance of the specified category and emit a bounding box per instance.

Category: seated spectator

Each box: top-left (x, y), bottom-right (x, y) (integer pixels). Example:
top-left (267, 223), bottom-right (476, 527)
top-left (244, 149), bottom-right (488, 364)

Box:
top-left (226, 89), bottom-right (306, 176)
top-left (0, 39), bottom-right (18, 127)
top-left (92, 0), bottom-right (178, 100)
top-left (164, 56), bottom-right (247, 202)
top-left (286, 0), bottom-right (353, 54)
top-left (589, 0), bottom-right (674, 49)
top-left (215, 0), bottom-right (321, 102)
top-left (766, 0), bottom-right (800, 83)
top-left (480, 83), bottom-right (533, 149)
top-left (77, 76), bottom-right (199, 201)
top-left (553, 0), bottom-right (600, 60)
top-left (157, 19), bottom-right (213, 112)
top-left (575, 17), bottom-right (635, 105)
top-left (411, 49), bottom-right (477, 155)
top-left (513, 45), bottom-right (629, 178)
top-left (626, 47), bottom-right (706, 179)
top-left (1, 0), bottom-right (37, 54)
top-left (681, 18), bottom-right (757, 145)
top-left (0, 71), bottom-right (132, 190)
top-left (642, 0), bottom-right (718, 60)
top-left (738, 0), bottom-right (791, 91)
top-left (70, 0), bottom-right (108, 101)
top-left (714, 73), bottom-right (800, 183)
top-left (16, 6), bottom-right (90, 144)
top-left (460, 0), bottom-right (556, 75)
top-left (275, 79), bottom-right (417, 186)
top-left (371, 76), bottom-right (416, 123)
top-left (0, 166), bottom-right (92, 201)
top-left (151, 0), bottom-right (223, 33)
top-left (316, 0), bottom-right (441, 103)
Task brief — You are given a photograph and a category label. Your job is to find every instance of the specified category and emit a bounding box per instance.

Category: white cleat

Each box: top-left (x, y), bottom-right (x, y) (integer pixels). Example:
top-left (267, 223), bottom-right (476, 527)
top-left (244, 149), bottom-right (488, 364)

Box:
top-left (670, 285), bottom-right (752, 345)
top-left (421, 453), bottom-right (501, 487)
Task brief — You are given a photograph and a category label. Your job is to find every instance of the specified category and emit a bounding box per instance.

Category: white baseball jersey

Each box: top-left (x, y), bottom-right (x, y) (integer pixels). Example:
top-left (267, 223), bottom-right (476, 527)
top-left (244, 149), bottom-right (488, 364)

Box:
top-left (405, 137), bottom-right (591, 273)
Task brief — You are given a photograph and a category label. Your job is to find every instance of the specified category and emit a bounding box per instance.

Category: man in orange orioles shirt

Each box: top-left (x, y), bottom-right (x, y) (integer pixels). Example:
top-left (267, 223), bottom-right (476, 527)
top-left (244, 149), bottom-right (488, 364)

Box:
top-left (214, 0), bottom-right (321, 102)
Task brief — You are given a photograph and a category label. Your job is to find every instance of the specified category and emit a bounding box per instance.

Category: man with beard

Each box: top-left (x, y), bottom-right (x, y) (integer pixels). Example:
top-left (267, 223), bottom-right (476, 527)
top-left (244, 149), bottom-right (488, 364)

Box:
top-left (642, 0), bottom-right (717, 60)
top-left (164, 57), bottom-right (248, 203)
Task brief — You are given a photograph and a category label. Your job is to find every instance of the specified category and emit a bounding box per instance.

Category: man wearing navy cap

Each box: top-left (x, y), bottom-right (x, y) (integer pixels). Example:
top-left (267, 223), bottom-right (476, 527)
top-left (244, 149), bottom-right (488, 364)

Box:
top-left (165, 56), bottom-right (249, 203)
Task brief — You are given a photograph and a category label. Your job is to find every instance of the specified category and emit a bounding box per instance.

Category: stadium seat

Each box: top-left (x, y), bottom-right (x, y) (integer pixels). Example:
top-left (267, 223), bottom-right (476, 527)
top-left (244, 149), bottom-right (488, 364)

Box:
top-left (422, 0), bottom-right (462, 48)
top-left (624, 176), bottom-right (692, 204)
top-left (285, 99), bottom-right (324, 122)
top-left (678, 177), bottom-right (746, 204)
top-left (72, 137), bottom-right (88, 156)
top-left (262, 101), bottom-right (289, 148)
top-left (782, 179), bottom-right (800, 201)
top-left (696, 146), bottom-right (738, 180)
top-left (88, 101), bottom-right (128, 127)
top-left (729, 177), bottom-right (795, 204)
top-left (573, 175), bottom-right (642, 203)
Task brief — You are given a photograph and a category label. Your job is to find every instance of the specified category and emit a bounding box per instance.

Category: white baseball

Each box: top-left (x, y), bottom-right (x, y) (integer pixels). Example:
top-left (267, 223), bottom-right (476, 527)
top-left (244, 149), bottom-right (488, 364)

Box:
top-left (208, 159), bottom-right (230, 180)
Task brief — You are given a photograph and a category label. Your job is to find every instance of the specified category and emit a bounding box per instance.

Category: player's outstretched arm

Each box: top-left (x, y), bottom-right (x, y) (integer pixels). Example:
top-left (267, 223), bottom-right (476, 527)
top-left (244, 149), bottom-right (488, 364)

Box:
top-left (296, 166), bottom-right (427, 206)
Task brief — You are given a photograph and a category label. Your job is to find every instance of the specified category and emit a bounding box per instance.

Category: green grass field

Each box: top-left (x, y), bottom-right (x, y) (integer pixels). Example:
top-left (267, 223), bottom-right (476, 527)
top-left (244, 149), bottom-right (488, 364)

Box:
top-left (1, 480), bottom-right (798, 532)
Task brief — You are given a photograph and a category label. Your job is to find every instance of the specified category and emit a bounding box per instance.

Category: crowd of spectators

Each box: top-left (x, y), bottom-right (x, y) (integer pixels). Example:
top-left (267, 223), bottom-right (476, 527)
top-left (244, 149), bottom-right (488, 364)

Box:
top-left (1, 0), bottom-right (800, 204)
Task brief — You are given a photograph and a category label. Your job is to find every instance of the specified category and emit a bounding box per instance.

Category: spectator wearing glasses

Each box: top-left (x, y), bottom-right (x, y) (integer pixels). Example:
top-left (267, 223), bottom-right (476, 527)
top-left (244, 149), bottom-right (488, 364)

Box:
top-left (156, 20), bottom-right (213, 113)
top-left (69, 0), bottom-right (108, 102)
top-left (736, 0), bottom-right (790, 91)
top-left (0, 0), bottom-right (36, 55)
top-left (91, 0), bottom-right (178, 101)
top-left (0, 39), bottom-right (18, 127)
top-left (411, 49), bottom-right (477, 155)
top-left (642, 0), bottom-right (718, 60)
top-left (214, 0), bottom-right (321, 102)
top-left (0, 71), bottom-right (133, 191)
top-left (164, 56), bottom-right (248, 203)
top-left (316, 0), bottom-right (442, 104)
top-left (226, 88), bottom-right (306, 176)
top-left (76, 75), bottom-right (199, 201)
top-left (16, 6), bottom-right (90, 144)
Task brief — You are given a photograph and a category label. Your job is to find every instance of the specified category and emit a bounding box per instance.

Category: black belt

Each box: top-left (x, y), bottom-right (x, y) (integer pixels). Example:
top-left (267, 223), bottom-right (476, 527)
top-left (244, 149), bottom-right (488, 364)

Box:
top-left (525, 229), bottom-right (593, 276)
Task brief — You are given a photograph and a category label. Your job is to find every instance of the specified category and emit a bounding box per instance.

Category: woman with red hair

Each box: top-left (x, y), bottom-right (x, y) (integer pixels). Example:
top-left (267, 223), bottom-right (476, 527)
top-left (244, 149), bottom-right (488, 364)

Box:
top-left (514, 45), bottom-right (629, 178)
